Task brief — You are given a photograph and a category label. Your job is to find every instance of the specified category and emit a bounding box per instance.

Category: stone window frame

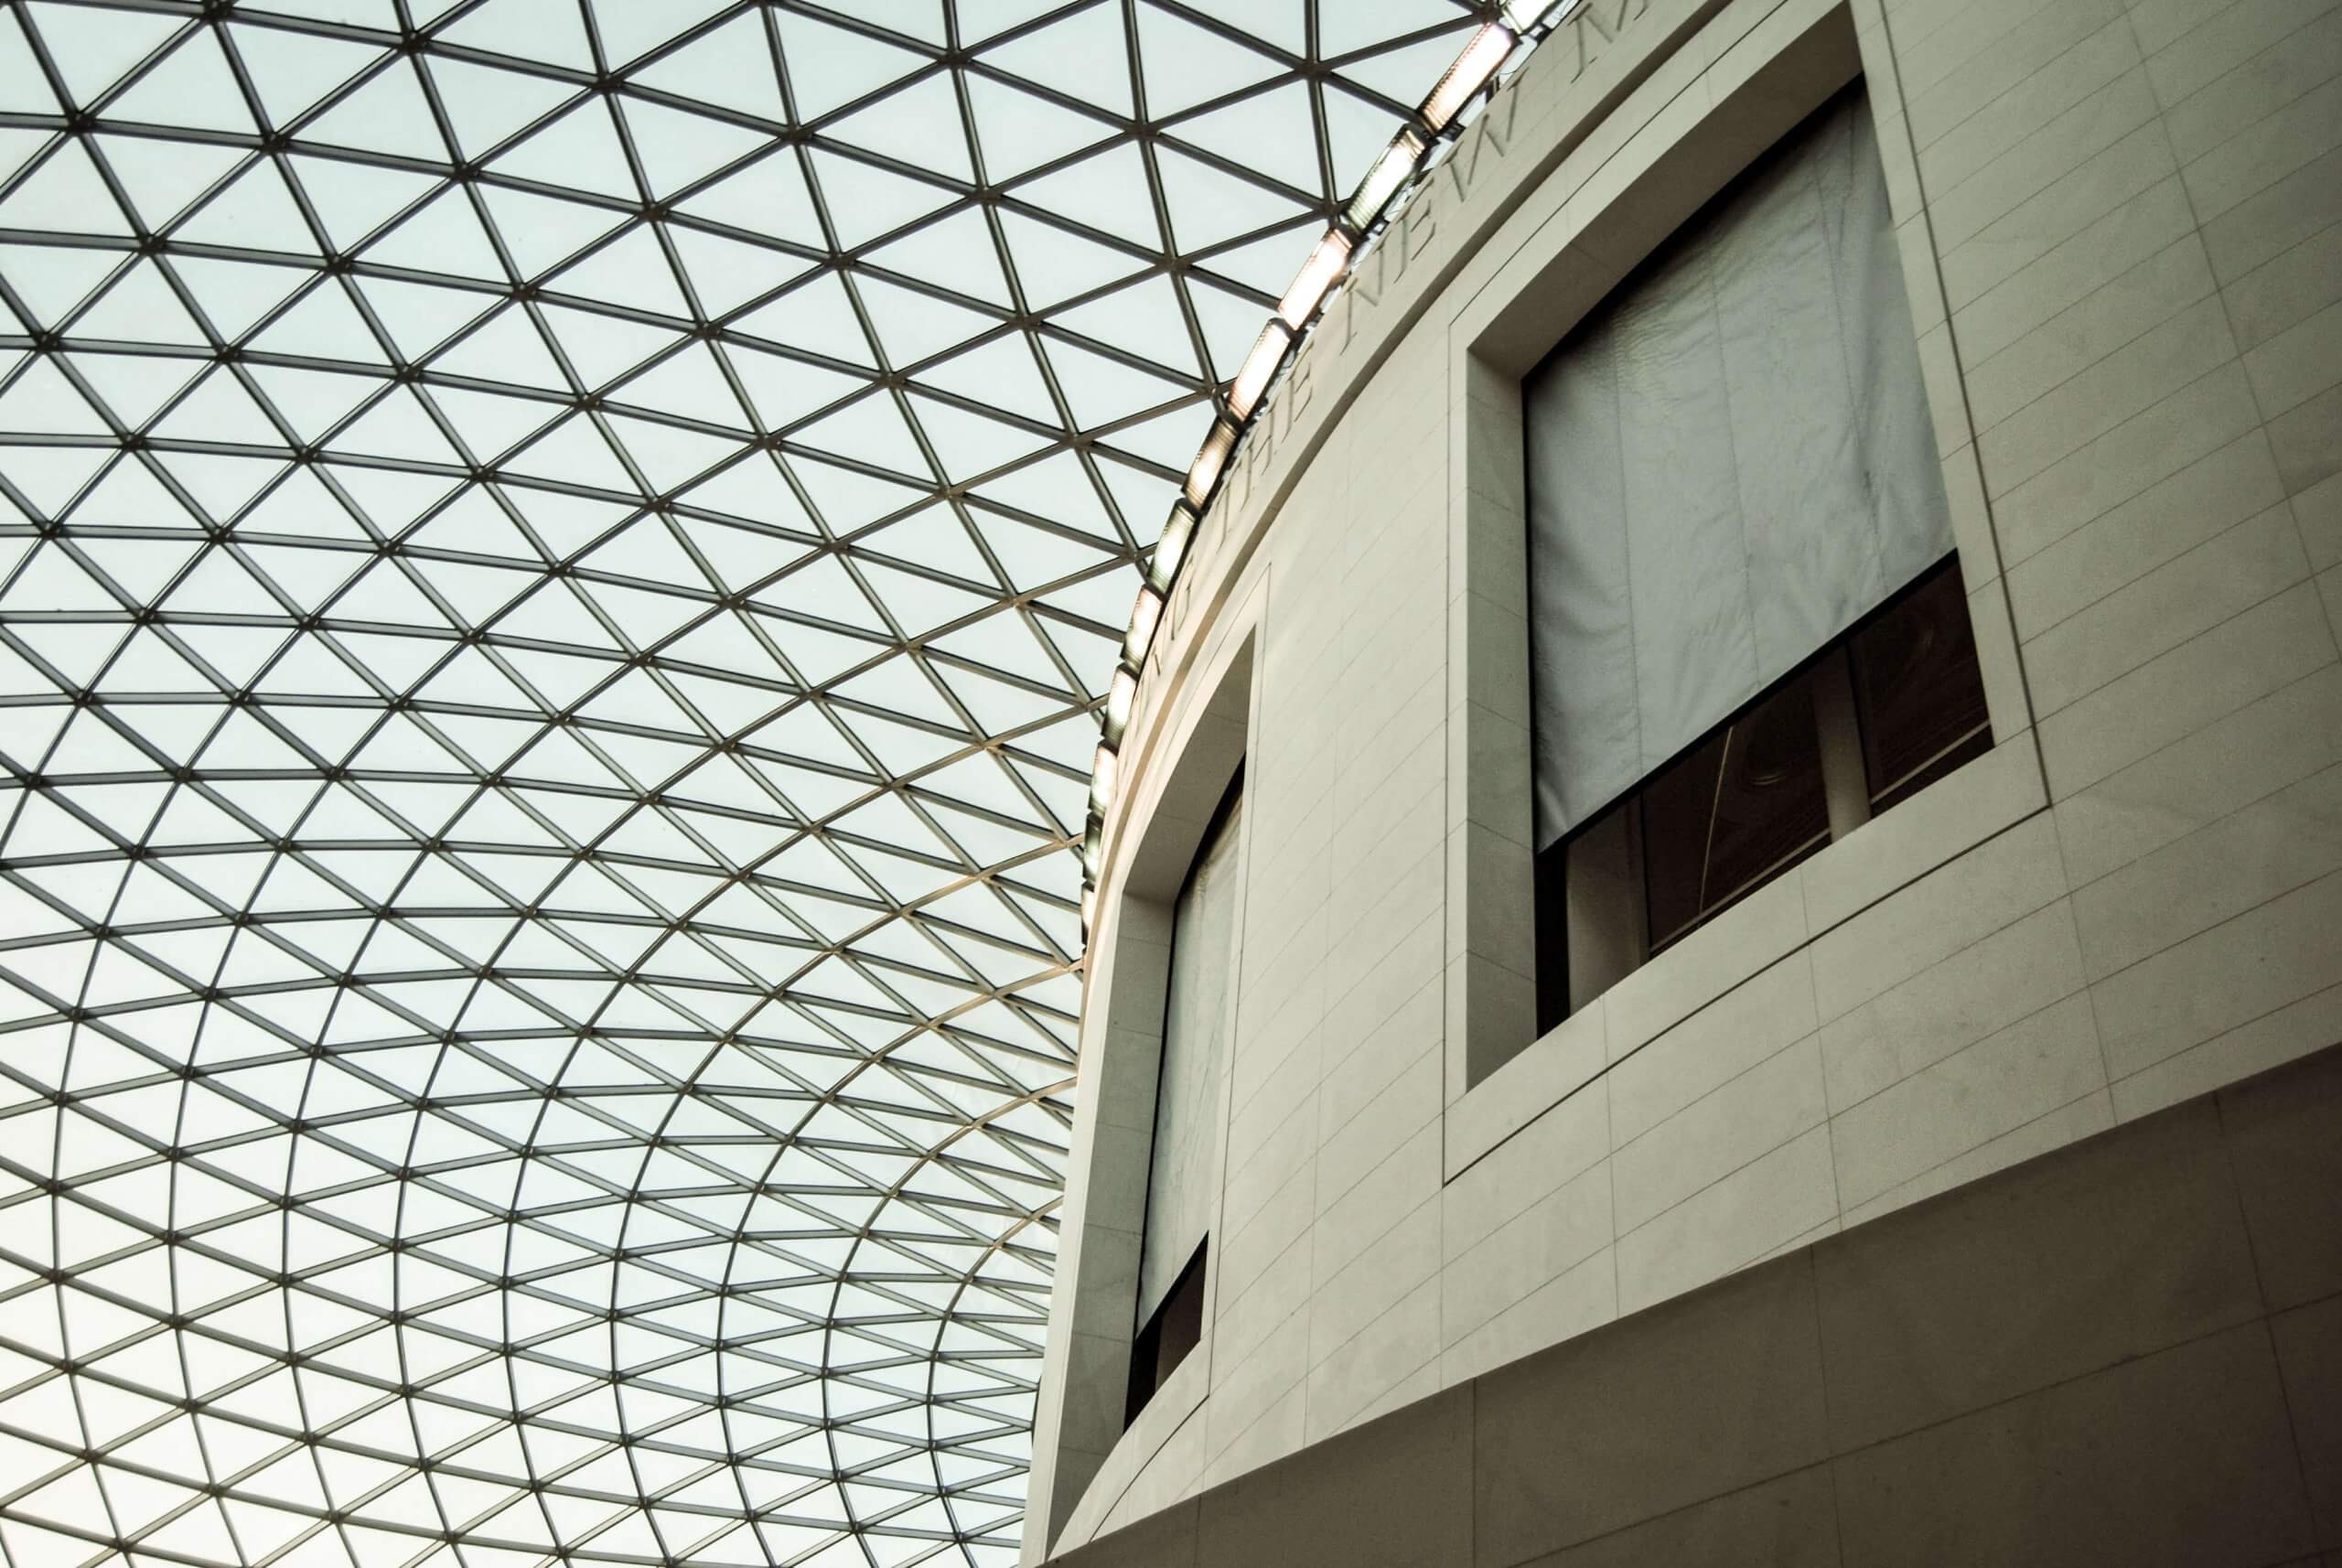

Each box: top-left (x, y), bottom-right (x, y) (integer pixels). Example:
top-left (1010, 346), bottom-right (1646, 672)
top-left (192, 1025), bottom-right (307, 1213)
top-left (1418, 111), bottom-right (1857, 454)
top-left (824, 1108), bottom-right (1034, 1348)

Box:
top-left (1029, 605), bottom-right (1262, 1552)
top-left (1439, 0), bottom-right (2045, 1177)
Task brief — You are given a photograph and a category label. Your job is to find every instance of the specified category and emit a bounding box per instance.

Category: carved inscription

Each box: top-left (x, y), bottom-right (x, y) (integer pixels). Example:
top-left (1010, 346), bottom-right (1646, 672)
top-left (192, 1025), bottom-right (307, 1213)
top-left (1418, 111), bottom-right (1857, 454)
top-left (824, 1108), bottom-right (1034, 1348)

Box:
top-left (1568, 0), bottom-right (1651, 80)
top-left (1140, 27), bottom-right (1545, 704)
top-left (1131, 0), bottom-right (1679, 800)
top-left (1160, 55), bottom-right (1531, 678)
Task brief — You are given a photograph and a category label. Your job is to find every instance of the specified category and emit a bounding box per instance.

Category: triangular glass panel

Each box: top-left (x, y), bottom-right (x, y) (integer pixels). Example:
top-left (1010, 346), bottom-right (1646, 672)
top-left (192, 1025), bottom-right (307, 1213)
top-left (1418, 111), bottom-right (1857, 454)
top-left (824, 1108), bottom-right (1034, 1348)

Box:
top-left (962, 74), bottom-right (1114, 183)
top-left (0, 140), bottom-right (131, 237)
top-left (28, 5), bottom-right (179, 113)
top-left (825, 72), bottom-right (972, 183)
top-left (438, 0), bottom-right (595, 70)
top-left (979, 3), bottom-right (1133, 119)
top-left (1134, 2), bottom-right (1284, 117)
top-left (854, 275), bottom-right (1000, 369)
top-left (489, 98), bottom-right (639, 203)
top-left (302, 59), bottom-right (448, 163)
top-left (360, 188), bottom-right (510, 284)
top-left (628, 11), bottom-right (787, 122)
top-left (915, 333), bottom-right (1059, 425)
top-left (1011, 143), bottom-right (1159, 252)
top-left (667, 223), bottom-right (815, 317)
top-left (617, 98), bottom-right (769, 201)
top-left (1048, 274), bottom-right (1197, 378)
top-left (592, 0), bottom-right (736, 68)
top-left (1171, 77), bottom-right (1320, 194)
top-left (285, 156), bottom-right (439, 256)
top-left (107, 27), bottom-right (256, 136)
top-left (731, 274), bottom-right (876, 371)
top-left (1338, 29), bottom-right (1472, 105)
top-left (773, 9), bottom-right (931, 122)
top-left (1154, 142), bottom-right (1310, 251)
top-left (865, 209), bottom-right (1013, 308)
top-left (802, 149), bottom-right (958, 251)
top-left (793, 392), bottom-right (930, 479)
top-left (994, 209), bottom-right (1145, 310)
top-left (675, 150), bottom-right (825, 249)
top-left (88, 134), bottom-right (242, 233)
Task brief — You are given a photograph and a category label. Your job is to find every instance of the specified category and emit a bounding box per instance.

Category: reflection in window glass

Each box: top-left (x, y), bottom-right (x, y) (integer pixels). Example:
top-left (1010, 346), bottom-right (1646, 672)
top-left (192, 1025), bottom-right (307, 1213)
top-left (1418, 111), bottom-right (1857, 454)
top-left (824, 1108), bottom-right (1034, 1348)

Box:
top-left (1537, 557), bottom-right (1990, 1021)
top-left (1852, 564), bottom-right (1993, 811)
top-left (1639, 673), bottom-right (1831, 952)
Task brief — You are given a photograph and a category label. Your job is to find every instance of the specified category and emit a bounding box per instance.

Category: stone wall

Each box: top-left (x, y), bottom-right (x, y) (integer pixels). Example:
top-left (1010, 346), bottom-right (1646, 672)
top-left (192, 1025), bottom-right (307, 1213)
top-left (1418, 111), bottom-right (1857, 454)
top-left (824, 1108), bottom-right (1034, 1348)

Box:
top-left (1052, 1044), bottom-right (2342, 1567)
top-left (1029, 0), bottom-right (2342, 1548)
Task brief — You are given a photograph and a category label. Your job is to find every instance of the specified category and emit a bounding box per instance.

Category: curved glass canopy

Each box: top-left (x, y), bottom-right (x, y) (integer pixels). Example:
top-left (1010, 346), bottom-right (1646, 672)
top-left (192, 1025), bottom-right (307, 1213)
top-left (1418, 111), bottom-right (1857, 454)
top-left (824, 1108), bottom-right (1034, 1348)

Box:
top-left (0, 4), bottom-right (1482, 1566)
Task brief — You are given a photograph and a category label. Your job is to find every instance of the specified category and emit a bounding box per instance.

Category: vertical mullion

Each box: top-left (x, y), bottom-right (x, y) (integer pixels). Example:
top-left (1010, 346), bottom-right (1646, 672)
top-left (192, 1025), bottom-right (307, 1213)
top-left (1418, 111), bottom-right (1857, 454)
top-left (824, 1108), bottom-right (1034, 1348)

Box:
top-left (1811, 644), bottom-right (1872, 841)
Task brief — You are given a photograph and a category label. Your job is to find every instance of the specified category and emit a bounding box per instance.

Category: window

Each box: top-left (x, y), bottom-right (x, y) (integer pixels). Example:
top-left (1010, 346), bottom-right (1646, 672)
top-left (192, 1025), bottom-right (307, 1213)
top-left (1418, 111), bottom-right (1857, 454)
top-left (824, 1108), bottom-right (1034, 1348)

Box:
top-left (1127, 1240), bottom-right (1209, 1425)
top-left (1126, 772), bottom-right (1242, 1423)
top-left (1535, 559), bottom-right (1989, 1028)
top-left (1849, 559), bottom-right (1993, 812)
top-left (1517, 85), bottom-right (1984, 1032)
top-left (1639, 669), bottom-right (1833, 954)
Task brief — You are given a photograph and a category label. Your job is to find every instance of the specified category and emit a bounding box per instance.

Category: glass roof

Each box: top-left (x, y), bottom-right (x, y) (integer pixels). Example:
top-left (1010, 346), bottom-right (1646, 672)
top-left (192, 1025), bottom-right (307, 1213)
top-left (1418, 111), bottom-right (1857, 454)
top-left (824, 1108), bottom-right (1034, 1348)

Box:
top-left (0, 3), bottom-right (1483, 1566)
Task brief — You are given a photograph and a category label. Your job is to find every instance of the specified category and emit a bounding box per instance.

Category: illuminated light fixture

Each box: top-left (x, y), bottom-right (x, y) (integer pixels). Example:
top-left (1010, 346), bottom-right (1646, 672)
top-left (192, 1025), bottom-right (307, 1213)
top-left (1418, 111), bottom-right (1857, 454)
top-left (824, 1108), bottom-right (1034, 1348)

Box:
top-left (1279, 230), bottom-right (1352, 328)
top-left (1423, 23), bottom-right (1515, 131)
top-left (1227, 322), bottom-right (1291, 421)
top-left (1081, 817), bottom-right (1103, 879)
top-left (1151, 503), bottom-right (1198, 590)
top-left (1090, 744), bottom-right (1119, 814)
top-left (1124, 583), bottom-right (1164, 667)
top-left (1080, 884), bottom-right (1097, 931)
top-left (1104, 666), bottom-right (1138, 744)
top-left (1346, 128), bottom-right (1425, 230)
top-left (1185, 420), bottom-right (1236, 509)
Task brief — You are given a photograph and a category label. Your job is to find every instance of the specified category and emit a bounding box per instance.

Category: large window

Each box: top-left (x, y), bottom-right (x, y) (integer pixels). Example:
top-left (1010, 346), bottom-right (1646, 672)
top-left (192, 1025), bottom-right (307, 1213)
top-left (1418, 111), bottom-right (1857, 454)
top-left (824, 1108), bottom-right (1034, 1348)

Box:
top-left (1535, 561), bottom-right (1989, 1027)
top-left (1127, 773), bottom-right (1242, 1423)
top-left (1522, 86), bottom-right (1984, 1031)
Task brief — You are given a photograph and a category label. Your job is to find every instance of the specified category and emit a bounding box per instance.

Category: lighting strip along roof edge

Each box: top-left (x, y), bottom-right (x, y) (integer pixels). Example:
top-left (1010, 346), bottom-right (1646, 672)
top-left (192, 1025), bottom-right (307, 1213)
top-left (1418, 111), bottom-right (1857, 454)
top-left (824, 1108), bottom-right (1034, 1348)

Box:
top-left (1081, 0), bottom-right (1575, 938)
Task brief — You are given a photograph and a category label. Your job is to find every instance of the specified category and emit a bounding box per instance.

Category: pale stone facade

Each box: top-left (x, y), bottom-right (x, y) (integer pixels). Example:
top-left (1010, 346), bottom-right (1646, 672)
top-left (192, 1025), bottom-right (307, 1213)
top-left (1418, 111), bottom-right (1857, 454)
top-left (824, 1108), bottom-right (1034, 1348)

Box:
top-left (1030, 0), bottom-right (2342, 1553)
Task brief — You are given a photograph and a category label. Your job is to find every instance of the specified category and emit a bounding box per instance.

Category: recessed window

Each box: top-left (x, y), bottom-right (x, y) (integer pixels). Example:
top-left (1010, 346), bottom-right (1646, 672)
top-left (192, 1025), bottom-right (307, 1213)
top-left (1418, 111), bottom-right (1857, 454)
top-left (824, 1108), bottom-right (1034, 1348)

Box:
top-left (1534, 559), bottom-right (1990, 1027)
top-left (1127, 1239), bottom-right (1208, 1426)
top-left (1850, 562), bottom-right (1993, 812)
top-left (1126, 772), bottom-right (1242, 1423)
top-left (1639, 671), bottom-right (1832, 954)
top-left (1518, 85), bottom-right (1984, 1035)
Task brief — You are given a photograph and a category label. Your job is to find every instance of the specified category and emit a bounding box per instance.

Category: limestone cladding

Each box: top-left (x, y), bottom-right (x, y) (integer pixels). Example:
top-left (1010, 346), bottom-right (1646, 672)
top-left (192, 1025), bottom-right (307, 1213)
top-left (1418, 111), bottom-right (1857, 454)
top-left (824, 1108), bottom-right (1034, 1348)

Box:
top-left (1028, 0), bottom-right (2342, 1552)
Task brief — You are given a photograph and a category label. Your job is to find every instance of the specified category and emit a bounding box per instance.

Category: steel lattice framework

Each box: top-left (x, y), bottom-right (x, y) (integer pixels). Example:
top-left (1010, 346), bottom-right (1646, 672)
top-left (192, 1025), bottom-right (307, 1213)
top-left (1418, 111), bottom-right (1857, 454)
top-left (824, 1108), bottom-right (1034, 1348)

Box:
top-left (0, 3), bottom-right (1482, 1566)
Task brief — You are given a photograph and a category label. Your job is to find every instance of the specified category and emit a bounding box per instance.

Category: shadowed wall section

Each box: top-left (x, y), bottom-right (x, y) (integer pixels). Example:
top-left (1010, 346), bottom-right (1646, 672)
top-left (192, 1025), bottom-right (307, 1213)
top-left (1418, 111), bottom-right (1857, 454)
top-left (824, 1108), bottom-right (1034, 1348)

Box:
top-left (1047, 1041), bottom-right (2342, 1568)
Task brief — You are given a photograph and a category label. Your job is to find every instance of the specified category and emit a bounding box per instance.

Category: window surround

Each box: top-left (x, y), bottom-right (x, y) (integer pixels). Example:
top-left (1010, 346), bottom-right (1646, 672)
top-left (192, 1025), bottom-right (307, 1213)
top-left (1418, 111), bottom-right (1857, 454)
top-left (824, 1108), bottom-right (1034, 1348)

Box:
top-left (1439, 0), bottom-right (2045, 1178)
top-left (1126, 759), bottom-right (1243, 1425)
top-left (1539, 557), bottom-right (1995, 1027)
top-left (1033, 602), bottom-right (1260, 1552)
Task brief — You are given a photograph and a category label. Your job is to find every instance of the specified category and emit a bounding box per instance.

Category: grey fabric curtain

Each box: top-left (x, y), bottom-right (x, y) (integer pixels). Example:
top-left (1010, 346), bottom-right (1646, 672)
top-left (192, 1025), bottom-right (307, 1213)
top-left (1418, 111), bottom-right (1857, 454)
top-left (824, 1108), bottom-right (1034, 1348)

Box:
top-left (1136, 790), bottom-right (1241, 1326)
top-left (1523, 89), bottom-right (1952, 849)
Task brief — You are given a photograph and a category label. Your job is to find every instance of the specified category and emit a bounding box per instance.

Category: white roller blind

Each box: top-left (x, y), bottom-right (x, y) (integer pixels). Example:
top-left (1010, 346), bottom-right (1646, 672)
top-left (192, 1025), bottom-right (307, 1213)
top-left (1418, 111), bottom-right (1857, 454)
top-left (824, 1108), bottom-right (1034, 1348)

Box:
top-left (1523, 88), bottom-right (1953, 849)
top-left (1136, 790), bottom-right (1242, 1326)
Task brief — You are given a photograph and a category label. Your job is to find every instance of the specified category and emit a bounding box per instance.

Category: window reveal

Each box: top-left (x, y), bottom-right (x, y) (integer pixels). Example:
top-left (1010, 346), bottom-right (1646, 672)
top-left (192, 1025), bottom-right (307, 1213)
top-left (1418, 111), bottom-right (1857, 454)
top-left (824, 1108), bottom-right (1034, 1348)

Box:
top-left (1534, 559), bottom-right (1991, 1030)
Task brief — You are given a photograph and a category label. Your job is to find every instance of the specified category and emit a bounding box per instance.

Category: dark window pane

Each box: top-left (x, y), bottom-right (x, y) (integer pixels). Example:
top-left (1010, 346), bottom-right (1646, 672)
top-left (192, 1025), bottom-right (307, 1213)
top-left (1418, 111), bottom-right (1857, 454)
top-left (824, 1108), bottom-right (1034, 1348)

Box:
top-left (1641, 673), bottom-right (1831, 951)
top-left (1126, 1239), bottom-right (1207, 1426)
top-left (1851, 559), bottom-right (1993, 811)
top-left (1534, 832), bottom-right (1573, 1040)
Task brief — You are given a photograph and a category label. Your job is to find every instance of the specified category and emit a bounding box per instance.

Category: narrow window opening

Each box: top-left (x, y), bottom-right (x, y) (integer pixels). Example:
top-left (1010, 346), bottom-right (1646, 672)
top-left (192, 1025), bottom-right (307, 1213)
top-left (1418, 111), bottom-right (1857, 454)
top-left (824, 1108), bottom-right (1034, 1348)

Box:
top-left (1126, 768), bottom-right (1242, 1424)
top-left (1125, 1238), bottom-right (1208, 1426)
